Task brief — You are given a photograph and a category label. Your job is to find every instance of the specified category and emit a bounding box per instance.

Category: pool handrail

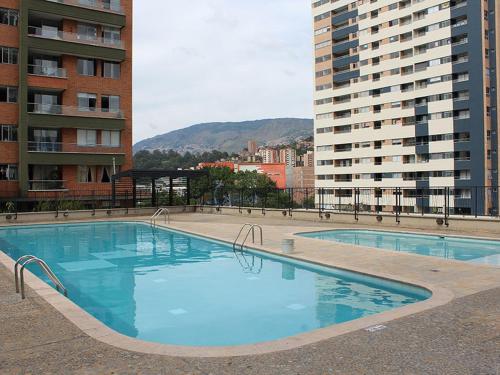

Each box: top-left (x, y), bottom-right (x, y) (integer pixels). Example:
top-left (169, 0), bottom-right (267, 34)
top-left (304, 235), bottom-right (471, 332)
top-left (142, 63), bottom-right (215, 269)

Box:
top-left (16, 256), bottom-right (67, 299)
top-left (233, 224), bottom-right (263, 252)
top-left (151, 207), bottom-right (170, 227)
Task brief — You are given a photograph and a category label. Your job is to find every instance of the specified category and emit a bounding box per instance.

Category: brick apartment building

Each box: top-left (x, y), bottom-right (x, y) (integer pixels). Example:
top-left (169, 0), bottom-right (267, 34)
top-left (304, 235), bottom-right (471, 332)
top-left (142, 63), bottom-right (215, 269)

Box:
top-left (0, 0), bottom-right (132, 199)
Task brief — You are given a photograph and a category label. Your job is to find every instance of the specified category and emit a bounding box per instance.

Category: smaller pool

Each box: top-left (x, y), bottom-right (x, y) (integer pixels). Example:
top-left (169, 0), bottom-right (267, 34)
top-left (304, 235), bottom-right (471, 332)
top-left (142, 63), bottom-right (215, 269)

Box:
top-left (299, 230), bottom-right (500, 266)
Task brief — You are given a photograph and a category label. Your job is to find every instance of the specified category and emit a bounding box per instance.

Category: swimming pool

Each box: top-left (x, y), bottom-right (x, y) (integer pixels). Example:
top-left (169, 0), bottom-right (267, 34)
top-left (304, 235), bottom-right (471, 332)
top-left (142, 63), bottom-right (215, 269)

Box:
top-left (299, 230), bottom-right (500, 266)
top-left (0, 222), bottom-right (429, 347)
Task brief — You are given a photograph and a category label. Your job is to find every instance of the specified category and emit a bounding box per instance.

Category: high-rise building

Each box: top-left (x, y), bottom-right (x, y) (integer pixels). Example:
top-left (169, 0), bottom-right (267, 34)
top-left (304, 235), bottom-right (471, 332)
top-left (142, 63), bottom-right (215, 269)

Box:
top-left (279, 147), bottom-right (297, 167)
top-left (312, 0), bottom-right (499, 215)
top-left (0, 0), bottom-right (132, 199)
top-left (303, 150), bottom-right (315, 168)
top-left (247, 140), bottom-right (257, 155)
top-left (258, 147), bottom-right (279, 164)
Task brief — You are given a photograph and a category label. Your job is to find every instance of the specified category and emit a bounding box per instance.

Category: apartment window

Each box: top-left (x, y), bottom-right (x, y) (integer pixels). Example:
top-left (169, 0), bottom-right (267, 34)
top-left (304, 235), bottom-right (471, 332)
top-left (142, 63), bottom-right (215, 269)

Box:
top-left (102, 0), bottom-right (121, 11)
top-left (101, 95), bottom-right (120, 112)
top-left (0, 8), bottom-right (18, 26)
top-left (77, 93), bottom-right (97, 111)
top-left (0, 164), bottom-right (18, 180)
top-left (101, 166), bottom-right (114, 182)
top-left (101, 61), bottom-right (120, 79)
top-left (77, 58), bottom-right (96, 76)
top-left (102, 26), bottom-right (121, 46)
top-left (0, 86), bottom-right (17, 103)
top-left (78, 166), bottom-right (96, 183)
top-left (77, 129), bottom-right (97, 146)
top-left (77, 23), bottom-right (97, 41)
top-left (0, 125), bottom-right (17, 141)
top-left (101, 130), bottom-right (120, 146)
top-left (1, 46), bottom-right (18, 64)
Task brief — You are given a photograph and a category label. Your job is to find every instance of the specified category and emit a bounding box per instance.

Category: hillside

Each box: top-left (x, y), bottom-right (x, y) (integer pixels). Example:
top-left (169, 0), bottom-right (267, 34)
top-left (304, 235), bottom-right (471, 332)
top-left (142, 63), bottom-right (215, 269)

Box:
top-left (133, 118), bottom-right (313, 154)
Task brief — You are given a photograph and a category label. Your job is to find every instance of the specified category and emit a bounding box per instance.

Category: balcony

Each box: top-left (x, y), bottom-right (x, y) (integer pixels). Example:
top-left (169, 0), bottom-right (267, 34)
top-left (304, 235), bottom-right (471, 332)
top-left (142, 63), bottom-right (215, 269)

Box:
top-left (29, 180), bottom-right (67, 191)
top-left (28, 64), bottom-right (67, 78)
top-left (28, 26), bottom-right (124, 49)
top-left (28, 141), bottom-right (122, 154)
top-left (28, 103), bottom-right (124, 119)
top-left (45, 0), bottom-right (124, 14)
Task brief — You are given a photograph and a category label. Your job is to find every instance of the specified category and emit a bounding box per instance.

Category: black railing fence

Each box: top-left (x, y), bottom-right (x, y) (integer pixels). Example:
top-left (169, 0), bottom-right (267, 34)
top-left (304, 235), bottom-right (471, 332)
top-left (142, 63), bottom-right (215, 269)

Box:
top-left (0, 186), bottom-right (499, 220)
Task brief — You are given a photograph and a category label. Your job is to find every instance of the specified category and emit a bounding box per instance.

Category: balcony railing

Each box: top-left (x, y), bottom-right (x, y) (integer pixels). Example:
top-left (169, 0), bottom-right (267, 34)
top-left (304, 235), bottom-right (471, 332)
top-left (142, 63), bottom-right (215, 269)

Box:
top-left (27, 141), bottom-right (123, 153)
top-left (28, 103), bottom-right (125, 119)
top-left (28, 64), bottom-right (67, 78)
top-left (45, 0), bottom-right (124, 14)
top-left (29, 180), bottom-right (66, 191)
top-left (28, 26), bottom-right (124, 49)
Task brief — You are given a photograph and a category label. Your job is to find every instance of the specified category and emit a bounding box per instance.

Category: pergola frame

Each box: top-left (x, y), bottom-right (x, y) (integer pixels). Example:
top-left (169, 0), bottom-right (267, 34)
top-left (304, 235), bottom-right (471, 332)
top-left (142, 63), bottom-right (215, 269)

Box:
top-left (111, 169), bottom-right (209, 208)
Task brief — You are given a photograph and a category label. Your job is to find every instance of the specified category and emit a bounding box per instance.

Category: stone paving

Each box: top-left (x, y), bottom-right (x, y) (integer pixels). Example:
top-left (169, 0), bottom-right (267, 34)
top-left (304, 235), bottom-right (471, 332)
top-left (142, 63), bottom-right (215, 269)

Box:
top-left (1, 212), bottom-right (500, 374)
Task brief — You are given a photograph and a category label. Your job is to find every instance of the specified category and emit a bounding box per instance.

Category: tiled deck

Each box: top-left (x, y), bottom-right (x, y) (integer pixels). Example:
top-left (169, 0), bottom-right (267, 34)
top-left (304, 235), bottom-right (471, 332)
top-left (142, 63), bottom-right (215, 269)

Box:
top-left (1, 213), bottom-right (499, 374)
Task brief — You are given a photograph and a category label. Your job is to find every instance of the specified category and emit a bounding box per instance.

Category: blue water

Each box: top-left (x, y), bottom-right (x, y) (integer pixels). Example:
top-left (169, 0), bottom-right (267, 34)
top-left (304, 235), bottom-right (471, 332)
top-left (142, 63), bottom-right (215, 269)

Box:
top-left (299, 230), bottom-right (500, 265)
top-left (0, 222), bottom-right (429, 346)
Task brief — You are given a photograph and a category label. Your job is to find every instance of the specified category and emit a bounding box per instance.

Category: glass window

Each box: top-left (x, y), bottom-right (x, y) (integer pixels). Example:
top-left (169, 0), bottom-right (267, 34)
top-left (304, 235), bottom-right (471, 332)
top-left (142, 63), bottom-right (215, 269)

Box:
top-left (0, 164), bottom-right (18, 180)
top-left (77, 59), bottom-right (96, 76)
top-left (77, 93), bottom-right (97, 111)
top-left (78, 166), bottom-right (96, 183)
top-left (77, 23), bottom-right (97, 41)
top-left (1, 46), bottom-right (18, 64)
top-left (101, 130), bottom-right (120, 146)
top-left (102, 26), bottom-right (121, 46)
top-left (102, 0), bottom-right (121, 12)
top-left (102, 61), bottom-right (120, 79)
top-left (0, 86), bottom-right (17, 103)
top-left (77, 129), bottom-right (97, 146)
top-left (0, 125), bottom-right (17, 141)
top-left (101, 95), bottom-right (120, 112)
top-left (0, 8), bottom-right (18, 26)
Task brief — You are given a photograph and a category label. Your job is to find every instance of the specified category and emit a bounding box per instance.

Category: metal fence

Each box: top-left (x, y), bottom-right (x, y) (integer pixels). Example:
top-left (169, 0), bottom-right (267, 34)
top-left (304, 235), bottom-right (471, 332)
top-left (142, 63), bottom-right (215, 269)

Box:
top-left (1, 186), bottom-right (498, 220)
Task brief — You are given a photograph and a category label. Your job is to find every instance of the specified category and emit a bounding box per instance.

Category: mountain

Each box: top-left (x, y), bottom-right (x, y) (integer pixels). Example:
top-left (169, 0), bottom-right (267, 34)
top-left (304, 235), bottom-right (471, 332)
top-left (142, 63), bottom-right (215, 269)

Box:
top-left (133, 118), bottom-right (313, 154)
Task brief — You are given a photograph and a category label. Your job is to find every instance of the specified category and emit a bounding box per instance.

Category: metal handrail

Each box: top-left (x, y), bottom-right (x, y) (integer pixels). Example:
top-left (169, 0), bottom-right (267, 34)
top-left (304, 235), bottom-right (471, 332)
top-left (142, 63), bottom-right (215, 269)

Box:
top-left (14, 255), bottom-right (37, 293)
top-left (15, 256), bottom-right (67, 299)
top-left (233, 224), bottom-right (263, 251)
top-left (151, 207), bottom-right (170, 227)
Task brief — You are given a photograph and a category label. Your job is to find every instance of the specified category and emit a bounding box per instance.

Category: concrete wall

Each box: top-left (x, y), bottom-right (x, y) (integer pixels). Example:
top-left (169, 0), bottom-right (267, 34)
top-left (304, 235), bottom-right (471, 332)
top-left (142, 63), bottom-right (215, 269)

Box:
top-left (0, 205), bottom-right (195, 224)
top-left (196, 206), bottom-right (500, 233)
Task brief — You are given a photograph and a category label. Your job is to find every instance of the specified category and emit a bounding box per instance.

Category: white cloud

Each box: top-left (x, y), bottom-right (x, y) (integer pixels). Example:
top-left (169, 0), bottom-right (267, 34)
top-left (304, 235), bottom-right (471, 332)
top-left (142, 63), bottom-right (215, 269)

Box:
top-left (133, 0), bottom-right (314, 142)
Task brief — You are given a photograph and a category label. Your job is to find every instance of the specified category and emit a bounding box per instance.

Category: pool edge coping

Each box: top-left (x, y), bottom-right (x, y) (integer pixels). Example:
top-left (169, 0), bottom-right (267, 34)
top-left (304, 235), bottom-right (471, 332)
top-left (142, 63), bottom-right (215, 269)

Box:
top-left (0, 220), bottom-right (455, 358)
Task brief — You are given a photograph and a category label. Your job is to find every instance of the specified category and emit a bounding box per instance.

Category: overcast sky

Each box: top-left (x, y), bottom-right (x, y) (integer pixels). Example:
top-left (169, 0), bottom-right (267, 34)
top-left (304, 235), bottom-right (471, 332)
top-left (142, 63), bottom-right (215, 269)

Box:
top-left (132, 0), bottom-right (314, 143)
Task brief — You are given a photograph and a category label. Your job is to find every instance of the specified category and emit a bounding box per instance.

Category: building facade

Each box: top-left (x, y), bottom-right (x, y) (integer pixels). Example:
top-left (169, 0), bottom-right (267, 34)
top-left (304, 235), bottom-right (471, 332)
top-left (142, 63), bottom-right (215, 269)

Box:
top-left (312, 0), bottom-right (499, 214)
top-left (279, 147), bottom-right (297, 167)
top-left (258, 147), bottom-right (279, 164)
top-left (0, 0), bottom-right (132, 199)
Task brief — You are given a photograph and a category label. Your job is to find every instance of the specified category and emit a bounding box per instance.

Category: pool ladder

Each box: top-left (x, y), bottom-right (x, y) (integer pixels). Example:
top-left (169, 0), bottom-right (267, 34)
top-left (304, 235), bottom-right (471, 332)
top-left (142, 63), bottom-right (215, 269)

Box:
top-left (14, 255), bottom-right (67, 300)
top-left (233, 224), bottom-right (263, 252)
top-left (151, 207), bottom-right (170, 228)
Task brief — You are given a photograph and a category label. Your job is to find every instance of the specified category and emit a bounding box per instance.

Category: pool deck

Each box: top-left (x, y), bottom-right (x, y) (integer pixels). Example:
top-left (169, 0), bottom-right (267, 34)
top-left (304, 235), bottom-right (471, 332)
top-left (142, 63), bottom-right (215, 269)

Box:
top-left (1, 212), bottom-right (500, 374)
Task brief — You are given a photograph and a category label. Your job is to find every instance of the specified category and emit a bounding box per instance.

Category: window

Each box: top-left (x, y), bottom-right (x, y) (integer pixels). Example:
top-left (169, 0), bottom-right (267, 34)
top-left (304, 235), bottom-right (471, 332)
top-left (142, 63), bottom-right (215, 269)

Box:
top-left (0, 164), bottom-right (17, 180)
top-left (77, 93), bottom-right (97, 111)
top-left (77, 23), bottom-right (97, 41)
top-left (0, 125), bottom-right (17, 141)
top-left (102, 26), bottom-right (121, 46)
top-left (77, 59), bottom-right (96, 76)
top-left (101, 166), bottom-right (113, 183)
top-left (101, 130), bottom-right (120, 146)
top-left (101, 95), bottom-right (120, 112)
top-left (77, 129), bottom-right (97, 146)
top-left (102, 61), bottom-right (120, 79)
top-left (0, 86), bottom-right (17, 103)
top-left (102, 0), bottom-right (121, 11)
top-left (0, 8), bottom-right (18, 26)
top-left (1, 46), bottom-right (18, 64)
top-left (78, 166), bottom-right (96, 183)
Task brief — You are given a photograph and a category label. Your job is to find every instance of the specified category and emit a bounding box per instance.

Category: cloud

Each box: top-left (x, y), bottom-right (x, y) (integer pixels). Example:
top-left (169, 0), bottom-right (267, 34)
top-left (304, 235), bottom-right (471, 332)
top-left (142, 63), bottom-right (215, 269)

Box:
top-left (133, 0), bottom-right (313, 142)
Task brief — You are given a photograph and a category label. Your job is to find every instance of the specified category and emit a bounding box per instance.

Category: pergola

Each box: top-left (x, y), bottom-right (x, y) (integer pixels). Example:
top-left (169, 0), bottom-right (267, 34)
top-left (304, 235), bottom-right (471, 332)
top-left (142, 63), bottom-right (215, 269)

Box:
top-left (111, 169), bottom-right (209, 208)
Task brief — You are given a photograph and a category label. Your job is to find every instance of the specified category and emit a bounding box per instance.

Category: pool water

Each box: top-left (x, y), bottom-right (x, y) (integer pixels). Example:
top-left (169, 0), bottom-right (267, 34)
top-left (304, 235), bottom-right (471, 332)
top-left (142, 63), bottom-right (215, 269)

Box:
top-left (0, 222), bottom-right (429, 346)
top-left (299, 230), bottom-right (500, 266)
